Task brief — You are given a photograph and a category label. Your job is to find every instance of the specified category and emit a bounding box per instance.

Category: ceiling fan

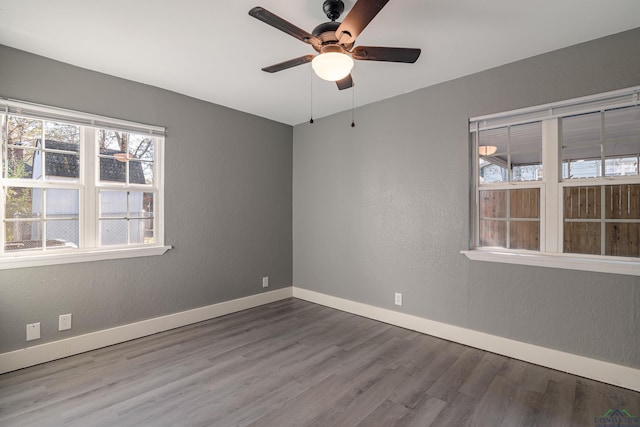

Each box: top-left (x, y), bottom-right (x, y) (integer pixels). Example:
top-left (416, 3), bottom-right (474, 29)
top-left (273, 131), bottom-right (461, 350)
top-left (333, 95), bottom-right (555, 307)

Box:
top-left (249, 0), bottom-right (421, 90)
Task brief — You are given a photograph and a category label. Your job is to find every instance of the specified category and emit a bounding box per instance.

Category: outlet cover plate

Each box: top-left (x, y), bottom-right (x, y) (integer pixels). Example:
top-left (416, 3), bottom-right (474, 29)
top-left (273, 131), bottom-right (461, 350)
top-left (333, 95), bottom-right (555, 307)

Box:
top-left (59, 313), bottom-right (72, 331)
top-left (395, 292), bottom-right (403, 306)
top-left (262, 277), bottom-right (269, 288)
top-left (27, 322), bottom-right (40, 341)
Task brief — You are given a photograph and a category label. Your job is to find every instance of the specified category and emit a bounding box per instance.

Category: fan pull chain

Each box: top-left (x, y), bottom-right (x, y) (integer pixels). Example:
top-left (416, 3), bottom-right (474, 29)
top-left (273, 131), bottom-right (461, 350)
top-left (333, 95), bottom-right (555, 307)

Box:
top-left (309, 67), bottom-right (314, 124)
top-left (351, 82), bottom-right (355, 128)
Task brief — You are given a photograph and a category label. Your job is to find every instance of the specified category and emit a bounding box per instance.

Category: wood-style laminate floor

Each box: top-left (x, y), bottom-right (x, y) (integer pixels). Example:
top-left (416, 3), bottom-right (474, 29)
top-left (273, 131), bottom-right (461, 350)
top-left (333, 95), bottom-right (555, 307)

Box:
top-left (1, 298), bottom-right (639, 426)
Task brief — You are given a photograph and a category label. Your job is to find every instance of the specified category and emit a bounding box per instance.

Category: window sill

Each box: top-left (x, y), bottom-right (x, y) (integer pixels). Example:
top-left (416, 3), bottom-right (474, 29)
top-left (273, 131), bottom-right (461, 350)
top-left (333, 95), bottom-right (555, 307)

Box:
top-left (461, 249), bottom-right (640, 276)
top-left (0, 245), bottom-right (171, 270)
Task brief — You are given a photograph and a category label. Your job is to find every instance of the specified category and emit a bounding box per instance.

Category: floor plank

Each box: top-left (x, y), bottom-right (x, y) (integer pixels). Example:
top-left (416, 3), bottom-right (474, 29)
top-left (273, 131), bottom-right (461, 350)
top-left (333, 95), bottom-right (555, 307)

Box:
top-left (1, 298), bottom-right (639, 426)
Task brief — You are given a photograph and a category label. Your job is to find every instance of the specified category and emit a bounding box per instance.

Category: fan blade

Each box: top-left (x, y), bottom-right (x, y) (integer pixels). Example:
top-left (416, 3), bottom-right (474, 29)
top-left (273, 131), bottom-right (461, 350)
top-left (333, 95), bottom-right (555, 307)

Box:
top-left (336, 74), bottom-right (354, 90)
top-left (262, 55), bottom-right (315, 73)
top-left (335, 0), bottom-right (390, 45)
top-left (249, 7), bottom-right (321, 46)
top-left (351, 46), bottom-right (421, 63)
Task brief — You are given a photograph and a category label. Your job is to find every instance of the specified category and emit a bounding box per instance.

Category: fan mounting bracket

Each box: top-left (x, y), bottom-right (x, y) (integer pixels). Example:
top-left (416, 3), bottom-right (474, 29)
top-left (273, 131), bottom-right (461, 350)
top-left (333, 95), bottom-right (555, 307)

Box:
top-left (323, 0), bottom-right (345, 21)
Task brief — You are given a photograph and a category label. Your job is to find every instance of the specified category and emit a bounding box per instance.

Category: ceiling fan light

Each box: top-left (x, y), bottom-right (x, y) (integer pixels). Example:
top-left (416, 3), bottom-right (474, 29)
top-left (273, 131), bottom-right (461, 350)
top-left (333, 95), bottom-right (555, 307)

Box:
top-left (478, 145), bottom-right (497, 156)
top-left (312, 52), bottom-right (354, 81)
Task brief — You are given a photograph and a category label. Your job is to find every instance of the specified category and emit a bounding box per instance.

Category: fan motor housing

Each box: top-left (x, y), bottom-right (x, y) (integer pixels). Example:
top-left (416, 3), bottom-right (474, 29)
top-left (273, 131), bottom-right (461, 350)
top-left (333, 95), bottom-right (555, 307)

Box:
top-left (312, 21), bottom-right (354, 51)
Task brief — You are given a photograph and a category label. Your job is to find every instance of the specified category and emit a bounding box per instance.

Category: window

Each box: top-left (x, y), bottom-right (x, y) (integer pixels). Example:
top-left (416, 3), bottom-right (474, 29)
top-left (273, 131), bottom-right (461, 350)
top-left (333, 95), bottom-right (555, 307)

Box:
top-left (1, 99), bottom-right (168, 269)
top-left (464, 86), bottom-right (640, 276)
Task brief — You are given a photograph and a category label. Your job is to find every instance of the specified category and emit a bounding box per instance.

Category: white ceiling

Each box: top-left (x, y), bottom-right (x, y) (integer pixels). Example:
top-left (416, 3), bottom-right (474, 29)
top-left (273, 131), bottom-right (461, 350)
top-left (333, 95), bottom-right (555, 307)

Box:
top-left (0, 1), bottom-right (639, 126)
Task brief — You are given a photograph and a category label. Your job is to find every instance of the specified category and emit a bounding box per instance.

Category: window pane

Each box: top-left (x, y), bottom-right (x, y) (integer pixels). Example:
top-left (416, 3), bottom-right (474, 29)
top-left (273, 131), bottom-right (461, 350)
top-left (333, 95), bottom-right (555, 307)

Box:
top-left (44, 151), bottom-right (80, 179)
top-left (603, 106), bottom-right (640, 177)
top-left (128, 161), bottom-right (150, 184)
top-left (509, 188), bottom-right (540, 250)
top-left (97, 130), bottom-right (125, 151)
top-left (97, 131), bottom-right (154, 184)
top-left (128, 135), bottom-right (154, 185)
top-left (564, 222), bottom-right (601, 255)
top-left (100, 191), bottom-right (128, 218)
top-left (98, 130), bottom-right (128, 183)
top-left (6, 148), bottom-right (37, 178)
top-left (479, 190), bottom-right (506, 218)
top-left (479, 189), bottom-right (507, 247)
top-left (479, 127), bottom-right (509, 154)
top-left (564, 186), bottom-right (601, 219)
top-left (5, 116), bottom-right (42, 148)
top-left (99, 155), bottom-right (127, 183)
top-left (479, 158), bottom-right (507, 183)
top-left (510, 188), bottom-right (540, 218)
top-left (563, 185), bottom-right (602, 255)
top-left (100, 219), bottom-right (127, 246)
top-left (562, 147), bottom-right (602, 179)
top-left (142, 192), bottom-right (154, 216)
top-left (43, 124), bottom-right (81, 180)
top-left (605, 184), bottom-right (640, 219)
top-left (563, 112), bottom-right (601, 149)
top-left (143, 222), bottom-right (154, 244)
top-left (46, 189), bottom-right (79, 219)
top-left (604, 156), bottom-right (638, 177)
top-left (5, 221), bottom-right (42, 251)
top-left (46, 220), bottom-right (79, 248)
top-left (509, 122), bottom-right (542, 181)
top-left (605, 223), bottom-right (639, 257)
top-left (562, 112), bottom-right (603, 180)
top-left (129, 219), bottom-right (146, 244)
top-left (564, 159), bottom-right (602, 179)
top-left (563, 107), bottom-right (640, 180)
top-left (478, 127), bottom-right (508, 183)
top-left (479, 220), bottom-right (506, 248)
top-left (142, 192), bottom-right (154, 243)
top-left (44, 121), bottom-right (80, 145)
top-left (128, 192), bottom-right (154, 217)
top-left (5, 187), bottom-right (41, 219)
top-left (128, 135), bottom-right (154, 162)
top-left (478, 189), bottom-right (540, 250)
top-left (604, 105), bottom-right (640, 145)
top-left (510, 122), bottom-right (542, 150)
top-left (510, 221), bottom-right (539, 250)
top-left (478, 122), bottom-right (542, 183)
top-left (512, 152), bottom-right (542, 181)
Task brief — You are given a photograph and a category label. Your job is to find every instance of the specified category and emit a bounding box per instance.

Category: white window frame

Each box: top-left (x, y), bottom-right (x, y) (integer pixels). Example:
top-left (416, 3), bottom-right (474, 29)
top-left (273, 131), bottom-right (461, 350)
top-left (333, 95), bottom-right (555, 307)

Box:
top-left (462, 86), bottom-right (640, 276)
top-left (0, 98), bottom-right (170, 270)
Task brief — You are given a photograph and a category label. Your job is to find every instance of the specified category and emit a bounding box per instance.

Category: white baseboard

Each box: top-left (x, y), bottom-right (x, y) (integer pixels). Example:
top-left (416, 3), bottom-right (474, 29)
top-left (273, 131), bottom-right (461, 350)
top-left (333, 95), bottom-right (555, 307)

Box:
top-left (0, 287), bottom-right (293, 374)
top-left (4, 285), bottom-right (638, 393)
top-left (292, 286), bottom-right (640, 392)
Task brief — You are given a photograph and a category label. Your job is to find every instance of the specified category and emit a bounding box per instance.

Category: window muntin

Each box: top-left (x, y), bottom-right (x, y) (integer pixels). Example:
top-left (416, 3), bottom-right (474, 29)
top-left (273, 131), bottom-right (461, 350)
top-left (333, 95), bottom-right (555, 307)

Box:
top-left (563, 184), bottom-right (640, 257)
top-left (98, 190), bottom-right (154, 246)
top-left (471, 86), bottom-right (640, 263)
top-left (4, 115), bottom-right (82, 181)
top-left (98, 130), bottom-right (154, 185)
top-left (562, 105), bottom-right (640, 179)
top-left (479, 188), bottom-right (541, 250)
top-left (1, 100), bottom-right (165, 263)
top-left (478, 122), bottom-right (543, 184)
top-left (4, 187), bottom-right (79, 251)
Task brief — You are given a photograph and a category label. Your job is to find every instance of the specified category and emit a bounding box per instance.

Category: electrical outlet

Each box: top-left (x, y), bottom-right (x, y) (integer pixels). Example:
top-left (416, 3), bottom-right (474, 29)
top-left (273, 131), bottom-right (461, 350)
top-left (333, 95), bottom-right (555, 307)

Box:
top-left (27, 322), bottom-right (40, 341)
top-left (394, 292), bottom-right (403, 306)
top-left (59, 314), bottom-right (72, 331)
top-left (262, 276), bottom-right (269, 288)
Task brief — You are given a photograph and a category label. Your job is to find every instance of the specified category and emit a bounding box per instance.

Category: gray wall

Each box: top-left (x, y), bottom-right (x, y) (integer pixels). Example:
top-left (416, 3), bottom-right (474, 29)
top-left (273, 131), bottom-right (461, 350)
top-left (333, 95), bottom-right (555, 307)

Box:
top-left (293, 28), bottom-right (640, 368)
top-left (0, 45), bottom-right (293, 353)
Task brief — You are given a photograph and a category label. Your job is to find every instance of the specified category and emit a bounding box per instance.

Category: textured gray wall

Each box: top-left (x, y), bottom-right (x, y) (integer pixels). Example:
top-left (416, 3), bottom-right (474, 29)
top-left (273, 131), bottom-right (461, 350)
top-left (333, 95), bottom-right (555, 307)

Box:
top-left (0, 45), bottom-right (292, 353)
top-left (293, 28), bottom-right (640, 368)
